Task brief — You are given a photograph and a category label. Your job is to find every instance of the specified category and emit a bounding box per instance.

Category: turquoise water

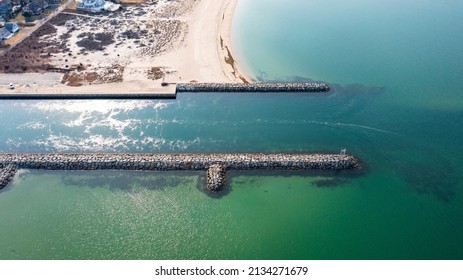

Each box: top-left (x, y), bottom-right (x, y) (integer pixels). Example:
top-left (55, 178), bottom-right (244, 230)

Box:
top-left (1, 0), bottom-right (463, 259)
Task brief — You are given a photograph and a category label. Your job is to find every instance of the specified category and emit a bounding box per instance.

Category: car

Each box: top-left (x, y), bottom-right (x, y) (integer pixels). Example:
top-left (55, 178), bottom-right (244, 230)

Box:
top-left (9, 83), bottom-right (14, 90)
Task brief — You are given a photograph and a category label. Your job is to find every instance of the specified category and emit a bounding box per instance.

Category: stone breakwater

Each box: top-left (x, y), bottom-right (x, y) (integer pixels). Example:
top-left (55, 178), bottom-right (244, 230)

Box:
top-left (176, 82), bottom-right (331, 93)
top-left (206, 164), bottom-right (227, 192)
top-left (0, 164), bottom-right (17, 190)
top-left (0, 153), bottom-right (359, 192)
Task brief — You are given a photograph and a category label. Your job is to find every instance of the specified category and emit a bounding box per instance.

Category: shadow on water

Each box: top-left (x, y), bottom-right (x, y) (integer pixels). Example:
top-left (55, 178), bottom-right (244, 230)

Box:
top-left (55, 170), bottom-right (203, 193)
top-left (11, 169), bottom-right (363, 199)
top-left (195, 168), bottom-right (363, 199)
top-left (228, 169), bottom-right (364, 190)
top-left (312, 178), bottom-right (350, 188)
top-left (289, 76), bottom-right (385, 95)
top-left (255, 73), bottom-right (385, 95)
top-left (0, 184), bottom-right (14, 194)
top-left (330, 83), bottom-right (385, 96)
top-left (197, 182), bottom-right (233, 199)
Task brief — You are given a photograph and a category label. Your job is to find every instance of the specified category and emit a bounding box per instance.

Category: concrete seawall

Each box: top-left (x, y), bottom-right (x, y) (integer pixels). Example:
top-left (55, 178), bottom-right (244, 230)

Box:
top-left (176, 82), bottom-right (330, 93)
top-left (0, 153), bottom-right (359, 192)
top-left (0, 93), bottom-right (177, 100)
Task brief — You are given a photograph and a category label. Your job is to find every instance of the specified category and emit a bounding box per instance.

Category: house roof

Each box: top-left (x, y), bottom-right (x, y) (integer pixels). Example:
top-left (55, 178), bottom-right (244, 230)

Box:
top-left (4, 22), bottom-right (17, 32)
top-left (0, 26), bottom-right (12, 39)
top-left (24, 2), bottom-right (43, 14)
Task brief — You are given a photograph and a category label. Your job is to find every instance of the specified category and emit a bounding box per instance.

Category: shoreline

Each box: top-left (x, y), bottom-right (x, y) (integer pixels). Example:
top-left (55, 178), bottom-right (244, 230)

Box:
top-left (218, 0), bottom-right (254, 83)
top-left (0, 0), bottom-right (252, 94)
top-left (156, 0), bottom-right (251, 84)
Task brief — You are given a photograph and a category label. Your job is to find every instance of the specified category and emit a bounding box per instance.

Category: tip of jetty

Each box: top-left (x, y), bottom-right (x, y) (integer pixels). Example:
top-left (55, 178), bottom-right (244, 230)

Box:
top-left (0, 164), bottom-right (17, 190)
top-left (206, 164), bottom-right (227, 192)
top-left (0, 152), bottom-right (358, 193)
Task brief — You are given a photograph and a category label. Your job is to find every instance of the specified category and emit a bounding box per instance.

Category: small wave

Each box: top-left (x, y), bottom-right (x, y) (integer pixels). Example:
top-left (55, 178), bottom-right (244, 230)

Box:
top-left (17, 121), bottom-right (47, 130)
top-left (19, 132), bottom-right (173, 152)
top-left (5, 138), bottom-right (22, 149)
top-left (64, 113), bottom-right (93, 128)
top-left (52, 101), bottom-right (172, 136)
top-left (19, 100), bottom-right (171, 114)
top-left (168, 138), bottom-right (201, 151)
top-left (30, 134), bottom-right (130, 152)
top-left (138, 137), bottom-right (166, 150)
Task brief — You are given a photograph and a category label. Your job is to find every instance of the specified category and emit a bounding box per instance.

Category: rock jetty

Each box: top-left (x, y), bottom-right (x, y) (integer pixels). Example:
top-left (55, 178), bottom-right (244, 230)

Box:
top-left (176, 82), bottom-right (330, 93)
top-left (206, 164), bottom-right (227, 192)
top-left (0, 153), bottom-right (359, 192)
top-left (0, 164), bottom-right (17, 190)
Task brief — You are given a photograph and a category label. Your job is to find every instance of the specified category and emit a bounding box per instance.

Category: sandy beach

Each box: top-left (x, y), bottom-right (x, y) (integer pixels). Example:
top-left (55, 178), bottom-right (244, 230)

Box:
top-left (0, 0), bottom-right (250, 94)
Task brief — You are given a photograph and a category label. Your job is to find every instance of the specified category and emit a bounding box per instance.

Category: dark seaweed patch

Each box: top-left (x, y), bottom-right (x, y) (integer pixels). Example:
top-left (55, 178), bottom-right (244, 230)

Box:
top-left (399, 162), bottom-right (457, 203)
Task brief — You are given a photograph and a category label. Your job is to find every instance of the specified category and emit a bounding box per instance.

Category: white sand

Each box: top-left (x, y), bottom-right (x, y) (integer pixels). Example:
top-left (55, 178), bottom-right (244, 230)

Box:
top-left (0, 0), bottom-right (250, 94)
top-left (158, 0), bottom-right (249, 83)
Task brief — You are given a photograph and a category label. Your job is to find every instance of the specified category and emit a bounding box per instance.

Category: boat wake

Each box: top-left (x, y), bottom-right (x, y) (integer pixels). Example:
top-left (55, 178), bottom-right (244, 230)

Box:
top-left (331, 122), bottom-right (396, 134)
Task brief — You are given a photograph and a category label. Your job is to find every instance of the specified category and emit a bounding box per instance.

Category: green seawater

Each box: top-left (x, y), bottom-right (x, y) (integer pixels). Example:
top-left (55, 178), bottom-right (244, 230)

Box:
top-left (1, 0), bottom-right (463, 259)
top-left (2, 169), bottom-right (461, 259)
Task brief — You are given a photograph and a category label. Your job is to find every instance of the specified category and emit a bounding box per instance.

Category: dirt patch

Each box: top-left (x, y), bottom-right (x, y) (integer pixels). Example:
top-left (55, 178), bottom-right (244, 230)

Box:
top-left (62, 71), bottom-right (98, 86)
top-left (147, 67), bottom-right (165, 80)
top-left (76, 32), bottom-right (115, 52)
top-left (62, 64), bottom-right (124, 86)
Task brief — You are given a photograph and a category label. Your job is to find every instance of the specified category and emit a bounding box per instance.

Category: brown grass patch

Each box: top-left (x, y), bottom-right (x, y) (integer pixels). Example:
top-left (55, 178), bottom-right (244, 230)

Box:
top-left (147, 67), bottom-right (165, 80)
top-left (76, 32), bottom-right (114, 52)
top-left (61, 64), bottom-right (124, 86)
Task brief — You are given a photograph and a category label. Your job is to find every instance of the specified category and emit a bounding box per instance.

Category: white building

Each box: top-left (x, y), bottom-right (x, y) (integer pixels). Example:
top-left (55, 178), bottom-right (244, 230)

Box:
top-left (5, 22), bottom-right (19, 33)
top-left (0, 26), bottom-right (13, 40)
